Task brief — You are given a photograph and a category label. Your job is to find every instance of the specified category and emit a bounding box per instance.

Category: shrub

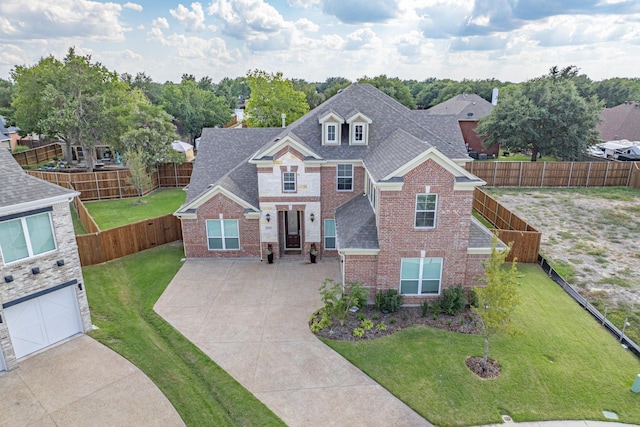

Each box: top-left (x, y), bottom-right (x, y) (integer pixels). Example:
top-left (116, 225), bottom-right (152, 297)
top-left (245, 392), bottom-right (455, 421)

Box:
top-left (372, 313), bottom-right (380, 320)
top-left (432, 285), bottom-right (465, 315)
top-left (360, 319), bottom-right (374, 331)
top-left (389, 317), bottom-right (397, 325)
top-left (12, 145), bottom-right (30, 153)
top-left (352, 327), bottom-right (365, 338)
top-left (420, 301), bottom-right (429, 317)
top-left (376, 322), bottom-right (387, 331)
top-left (467, 287), bottom-right (478, 308)
top-left (357, 313), bottom-right (365, 321)
top-left (318, 279), bottom-right (369, 325)
top-left (374, 289), bottom-right (403, 313)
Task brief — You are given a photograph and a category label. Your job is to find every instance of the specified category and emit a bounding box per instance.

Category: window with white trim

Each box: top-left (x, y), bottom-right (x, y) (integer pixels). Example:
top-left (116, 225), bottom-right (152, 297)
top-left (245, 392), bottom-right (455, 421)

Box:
top-left (206, 219), bottom-right (240, 250)
top-left (324, 219), bottom-right (336, 249)
top-left (367, 177), bottom-right (376, 211)
top-left (352, 123), bottom-right (365, 143)
top-left (400, 257), bottom-right (442, 295)
top-left (282, 172), bottom-right (296, 192)
top-left (0, 211), bottom-right (56, 264)
top-left (326, 124), bottom-right (337, 143)
top-left (336, 164), bottom-right (353, 191)
top-left (415, 194), bottom-right (437, 228)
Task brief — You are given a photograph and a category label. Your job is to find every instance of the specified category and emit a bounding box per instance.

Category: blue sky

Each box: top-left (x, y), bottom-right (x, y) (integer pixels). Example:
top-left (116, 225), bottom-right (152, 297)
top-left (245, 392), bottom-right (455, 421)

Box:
top-left (0, 0), bottom-right (639, 84)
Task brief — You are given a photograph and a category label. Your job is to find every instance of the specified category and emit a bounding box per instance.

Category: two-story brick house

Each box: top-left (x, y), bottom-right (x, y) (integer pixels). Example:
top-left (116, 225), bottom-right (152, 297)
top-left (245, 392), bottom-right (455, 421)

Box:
top-left (175, 83), bottom-right (496, 303)
top-left (0, 148), bottom-right (92, 371)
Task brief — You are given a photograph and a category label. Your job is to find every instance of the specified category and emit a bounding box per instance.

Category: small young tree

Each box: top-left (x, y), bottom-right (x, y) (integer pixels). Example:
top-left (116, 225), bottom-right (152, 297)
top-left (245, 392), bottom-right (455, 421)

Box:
top-left (125, 147), bottom-right (152, 204)
top-left (472, 236), bottom-right (521, 373)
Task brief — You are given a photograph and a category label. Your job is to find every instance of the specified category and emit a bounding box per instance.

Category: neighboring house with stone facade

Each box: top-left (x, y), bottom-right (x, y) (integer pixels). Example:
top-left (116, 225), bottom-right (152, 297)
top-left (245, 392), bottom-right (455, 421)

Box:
top-left (175, 83), bottom-right (497, 303)
top-left (0, 148), bottom-right (91, 371)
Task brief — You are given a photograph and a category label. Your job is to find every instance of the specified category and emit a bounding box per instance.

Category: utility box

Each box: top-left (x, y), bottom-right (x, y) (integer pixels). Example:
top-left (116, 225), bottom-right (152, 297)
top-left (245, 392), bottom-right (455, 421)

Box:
top-left (632, 374), bottom-right (640, 393)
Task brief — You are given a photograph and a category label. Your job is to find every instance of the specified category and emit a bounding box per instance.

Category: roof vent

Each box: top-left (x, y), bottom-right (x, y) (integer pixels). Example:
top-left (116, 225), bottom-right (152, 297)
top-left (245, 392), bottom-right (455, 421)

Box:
top-left (467, 112), bottom-right (474, 117)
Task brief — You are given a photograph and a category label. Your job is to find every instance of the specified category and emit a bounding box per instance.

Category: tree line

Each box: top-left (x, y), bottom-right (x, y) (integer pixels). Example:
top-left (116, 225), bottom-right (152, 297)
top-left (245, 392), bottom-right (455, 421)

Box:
top-left (1, 49), bottom-right (638, 167)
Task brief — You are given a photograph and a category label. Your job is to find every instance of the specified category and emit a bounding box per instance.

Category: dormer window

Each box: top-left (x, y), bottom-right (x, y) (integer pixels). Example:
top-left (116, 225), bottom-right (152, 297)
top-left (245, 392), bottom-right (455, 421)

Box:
top-left (346, 112), bottom-right (372, 146)
top-left (319, 111), bottom-right (344, 145)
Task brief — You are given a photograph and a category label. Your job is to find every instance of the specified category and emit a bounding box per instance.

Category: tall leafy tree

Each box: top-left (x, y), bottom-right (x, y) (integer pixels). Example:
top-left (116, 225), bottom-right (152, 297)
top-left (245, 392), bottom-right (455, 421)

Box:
top-left (245, 70), bottom-right (309, 128)
top-left (214, 76), bottom-right (250, 109)
top-left (477, 75), bottom-right (603, 161)
top-left (121, 72), bottom-right (163, 105)
top-left (161, 76), bottom-right (231, 143)
top-left (317, 77), bottom-right (351, 100)
top-left (472, 237), bottom-right (520, 374)
top-left (0, 78), bottom-right (15, 119)
top-left (292, 79), bottom-right (324, 109)
top-left (594, 78), bottom-right (640, 107)
top-left (117, 90), bottom-right (181, 168)
top-left (358, 75), bottom-right (416, 109)
top-left (13, 48), bottom-right (123, 170)
top-left (125, 146), bottom-right (152, 204)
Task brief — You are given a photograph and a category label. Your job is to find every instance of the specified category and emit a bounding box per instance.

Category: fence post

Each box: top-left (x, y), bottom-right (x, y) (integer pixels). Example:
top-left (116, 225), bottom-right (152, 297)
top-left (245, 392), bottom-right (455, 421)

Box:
top-left (541, 162), bottom-right (546, 187)
top-left (95, 172), bottom-right (101, 200)
top-left (175, 163), bottom-right (178, 187)
top-left (568, 162), bottom-right (573, 187)
top-left (55, 172), bottom-right (59, 186)
top-left (586, 162), bottom-right (592, 187)
top-left (117, 170), bottom-right (123, 198)
top-left (627, 163), bottom-right (634, 188)
top-left (604, 161), bottom-right (610, 186)
top-left (519, 162), bottom-right (523, 187)
top-left (493, 161), bottom-right (498, 187)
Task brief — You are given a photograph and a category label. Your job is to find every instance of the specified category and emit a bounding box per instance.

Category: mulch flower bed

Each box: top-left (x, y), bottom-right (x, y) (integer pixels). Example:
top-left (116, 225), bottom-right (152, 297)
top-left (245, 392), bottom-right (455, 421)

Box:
top-left (310, 305), bottom-right (502, 379)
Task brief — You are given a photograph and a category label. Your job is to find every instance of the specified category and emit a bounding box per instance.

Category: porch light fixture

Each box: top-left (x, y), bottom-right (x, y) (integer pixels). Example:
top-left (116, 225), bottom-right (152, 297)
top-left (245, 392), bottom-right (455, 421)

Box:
top-left (265, 213), bottom-right (271, 222)
top-left (310, 213), bottom-right (315, 222)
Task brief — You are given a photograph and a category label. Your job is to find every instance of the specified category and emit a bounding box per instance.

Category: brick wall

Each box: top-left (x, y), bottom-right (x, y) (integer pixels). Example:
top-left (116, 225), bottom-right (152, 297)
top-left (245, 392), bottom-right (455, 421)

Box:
top-left (320, 164), bottom-right (365, 257)
top-left (374, 159), bottom-right (475, 298)
top-left (460, 121), bottom-right (499, 157)
top-left (182, 193), bottom-right (260, 258)
top-left (343, 254), bottom-right (378, 301)
top-left (0, 201), bottom-right (91, 370)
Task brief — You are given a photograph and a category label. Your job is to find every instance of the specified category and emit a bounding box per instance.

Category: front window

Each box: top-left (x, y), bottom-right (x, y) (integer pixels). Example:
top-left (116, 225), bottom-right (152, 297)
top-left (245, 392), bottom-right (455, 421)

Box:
top-left (400, 257), bottom-right (442, 295)
top-left (324, 219), bottom-right (336, 249)
top-left (206, 219), bottom-right (240, 250)
top-left (0, 211), bottom-right (56, 264)
top-left (415, 194), bottom-right (437, 228)
top-left (283, 172), bottom-right (296, 192)
top-left (336, 164), bottom-right (353, 191)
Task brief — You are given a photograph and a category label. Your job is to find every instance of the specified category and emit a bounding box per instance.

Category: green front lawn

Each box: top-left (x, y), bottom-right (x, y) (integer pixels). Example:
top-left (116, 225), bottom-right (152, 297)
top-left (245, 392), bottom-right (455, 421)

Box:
top-left (84, 188), bottom-right (186, 230)
top-left (83, 244), bottom-right (284, 427)
top-left (324, 264), bottom-right (640, 427)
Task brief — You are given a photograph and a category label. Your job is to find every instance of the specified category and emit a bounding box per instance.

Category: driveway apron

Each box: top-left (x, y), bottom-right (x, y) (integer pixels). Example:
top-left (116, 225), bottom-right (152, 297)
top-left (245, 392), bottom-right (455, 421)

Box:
top-left (155, 258), bottom-right (431, 427)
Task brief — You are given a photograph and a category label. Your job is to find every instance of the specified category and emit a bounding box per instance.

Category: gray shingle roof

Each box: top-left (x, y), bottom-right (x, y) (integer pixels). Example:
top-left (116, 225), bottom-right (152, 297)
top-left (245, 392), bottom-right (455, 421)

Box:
top-left (334, 193), bottom-right (379, 250)
top-left (468, 218), bottom-right (506, 249)
top-left (183, 127), bottom-right (282, 207)
top-left (426, 94), bottom-right (494, 121)
top-left (364, 128), bottom-right (432, 182)
top-left (0, 147), bottom-right (77, 213)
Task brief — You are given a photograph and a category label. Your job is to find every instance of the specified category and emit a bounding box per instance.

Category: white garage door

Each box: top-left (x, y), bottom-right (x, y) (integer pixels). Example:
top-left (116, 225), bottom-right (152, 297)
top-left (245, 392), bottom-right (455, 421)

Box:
top-left (4, 286), bottom-right (82, 359)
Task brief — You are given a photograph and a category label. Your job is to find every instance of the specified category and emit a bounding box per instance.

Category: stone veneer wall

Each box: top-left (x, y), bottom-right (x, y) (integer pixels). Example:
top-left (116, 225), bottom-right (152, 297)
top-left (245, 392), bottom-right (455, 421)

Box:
top-left (0, 201), bottom-right (92, 370)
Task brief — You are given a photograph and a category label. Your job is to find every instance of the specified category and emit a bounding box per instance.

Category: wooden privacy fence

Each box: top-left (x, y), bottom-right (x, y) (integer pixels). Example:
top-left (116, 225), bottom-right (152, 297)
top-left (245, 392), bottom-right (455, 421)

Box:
top-left (74, 197), bottom-right (100, 234)
top-left (27, 162), bottom-right (193, 201)
top-left (465, 161), bottom-right (640, 188)
top-left (76, 214), bottom-right (182, 266)
top-left (473, 188), bottom-right (541, 263)
top-left (13, 143), bottom-right (63, 166)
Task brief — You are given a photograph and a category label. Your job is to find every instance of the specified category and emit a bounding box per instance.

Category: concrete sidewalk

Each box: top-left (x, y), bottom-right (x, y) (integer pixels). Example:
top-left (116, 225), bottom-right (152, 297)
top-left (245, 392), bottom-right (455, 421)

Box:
top-left (155, 258), bottom-right (431, 427)
top-left (0, 334), bottom-right (184, 427)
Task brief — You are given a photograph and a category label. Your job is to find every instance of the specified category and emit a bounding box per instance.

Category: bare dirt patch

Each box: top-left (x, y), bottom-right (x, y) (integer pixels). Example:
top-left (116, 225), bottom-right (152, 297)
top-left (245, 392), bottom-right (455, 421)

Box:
top-left (486, 187), bottom-right (640, 308)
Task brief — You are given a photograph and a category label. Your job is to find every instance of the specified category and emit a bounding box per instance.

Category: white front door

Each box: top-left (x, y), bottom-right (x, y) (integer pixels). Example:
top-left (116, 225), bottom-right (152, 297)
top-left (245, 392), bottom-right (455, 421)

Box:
top-left (4, 286), bottom-right (82, 359)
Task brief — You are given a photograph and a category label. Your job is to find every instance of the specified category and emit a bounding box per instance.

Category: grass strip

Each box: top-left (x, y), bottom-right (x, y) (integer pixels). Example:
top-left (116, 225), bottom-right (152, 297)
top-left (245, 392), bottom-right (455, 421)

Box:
top-left (84, 188), bottom-right (186, 229)
top-left (324, 264), bottom-right (640, 427)
top-left (83, 243), bottom-right (284, 426)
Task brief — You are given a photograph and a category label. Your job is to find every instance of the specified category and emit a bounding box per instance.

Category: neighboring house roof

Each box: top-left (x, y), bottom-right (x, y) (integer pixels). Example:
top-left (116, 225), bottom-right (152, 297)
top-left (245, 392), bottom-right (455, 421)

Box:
top-left (334, 193), bottom-right (379, 251)
top-left (0, 116), bottom-right (11, 142)
top-left (597, 101), bottom-right (640, 141)
top-left (0, 146), bottom-right (78, 216)
top-left (426, 94), bottom-right (494, 121)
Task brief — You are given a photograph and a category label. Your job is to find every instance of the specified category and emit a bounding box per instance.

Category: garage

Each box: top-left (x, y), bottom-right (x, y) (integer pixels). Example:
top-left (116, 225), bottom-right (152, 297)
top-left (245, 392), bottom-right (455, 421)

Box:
top-left (3, 283), bottom-right (82, 359)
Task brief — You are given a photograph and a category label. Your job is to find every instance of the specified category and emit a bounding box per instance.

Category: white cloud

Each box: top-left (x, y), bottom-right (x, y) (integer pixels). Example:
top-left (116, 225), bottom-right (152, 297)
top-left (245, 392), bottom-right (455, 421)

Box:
top-left (152, 17), bottom-right (170, 29)
top-left (344, 27), bottom-right (380, 50)
top-left (208, 0), bottom-right (289, 38)
top-left (123, 2), bottom-right (142, 12)
top-left (170, 3), bottom-right (206, 31)
top-left (0, 0), bottom-right (126, 41)
top-left (295, 18), bottom-right (319, 32)
top-left (288, 0), bottom-right (322, 8)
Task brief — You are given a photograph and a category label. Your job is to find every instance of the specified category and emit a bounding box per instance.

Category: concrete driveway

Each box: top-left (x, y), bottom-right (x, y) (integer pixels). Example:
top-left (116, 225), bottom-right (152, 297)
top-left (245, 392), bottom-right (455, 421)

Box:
top-left (0, 334), bottom-right (184, 427)
top-left (155, 258), bottom-right (431, 427)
